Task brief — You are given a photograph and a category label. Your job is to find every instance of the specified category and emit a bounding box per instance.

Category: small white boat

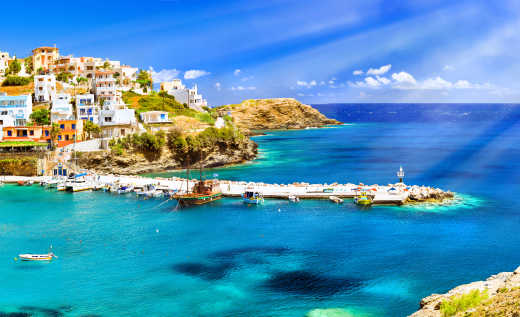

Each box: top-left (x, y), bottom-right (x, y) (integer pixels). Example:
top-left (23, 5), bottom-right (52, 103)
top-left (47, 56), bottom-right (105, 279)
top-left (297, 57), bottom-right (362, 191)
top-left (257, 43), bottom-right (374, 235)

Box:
top-left (18, 252), bottom-right (57, 261)
top-left (65, 173), bottom-right (93, 192)
top-left (329, 196), bottom-right (344, 204)
top-left (288, 195), bottom-right (300, 202)
top-left (117, 185), bottom-right (134, 194)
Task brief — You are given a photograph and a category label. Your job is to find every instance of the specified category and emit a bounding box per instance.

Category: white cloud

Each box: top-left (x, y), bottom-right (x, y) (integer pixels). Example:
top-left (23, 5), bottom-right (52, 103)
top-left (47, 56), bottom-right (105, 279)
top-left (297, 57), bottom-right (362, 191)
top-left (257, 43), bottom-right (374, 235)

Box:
top-left (215, 82), bottom-right (221, 91)
top-left (348, 76), bottom-right (383, 89)
top-left (364, 76), bottom-right (381, 87)
top-left (421, 76), bottom-right (453, 89)
top-left (231, 86), bottom-right (256, 91)
top-left (353, 70), bottom-right (364, 76)
top-left (443, 65), bottom-right (455, 71)
top-left (391, 71), bottom-right (417, 88)
top-left (296, 80), bottom-right (317, 88)
top-left (241, 75), bottom-right (254, 82)
top-left (234, 69), bottom-right (241, 76)
top-left (184, 69), bottom-right (210, 79)
top-left (376, 76), bottom-right (391, 85)
top-left (149, 67), bottom-right (180, 82)
top-left (367, 64), bottom-right (392, 75)
top-left (319, 81), bottom-right (326, 86)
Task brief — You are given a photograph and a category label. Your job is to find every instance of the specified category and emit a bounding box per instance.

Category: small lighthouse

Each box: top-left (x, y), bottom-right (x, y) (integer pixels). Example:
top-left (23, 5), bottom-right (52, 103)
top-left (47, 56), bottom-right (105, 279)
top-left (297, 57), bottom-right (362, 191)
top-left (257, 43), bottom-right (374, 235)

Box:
top-left (397, 166), bottom-right (405, 183)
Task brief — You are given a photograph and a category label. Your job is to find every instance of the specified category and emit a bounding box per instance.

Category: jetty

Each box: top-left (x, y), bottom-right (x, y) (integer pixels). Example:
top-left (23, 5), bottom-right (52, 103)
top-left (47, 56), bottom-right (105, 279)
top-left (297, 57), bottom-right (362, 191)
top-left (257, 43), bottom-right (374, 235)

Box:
top-left (0, 174), bottom-right (454, 206)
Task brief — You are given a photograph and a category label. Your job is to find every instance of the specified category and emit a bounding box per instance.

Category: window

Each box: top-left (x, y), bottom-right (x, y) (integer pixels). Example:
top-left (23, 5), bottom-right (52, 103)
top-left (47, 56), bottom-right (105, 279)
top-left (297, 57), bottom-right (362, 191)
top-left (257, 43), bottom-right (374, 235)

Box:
top-left (65, 135), bottom-right (69, 141)
top-left (58, 135), bottom-right (62, 140)
top-left (45, 130), bottom-right (49, 137)
top-left (29, 130), bottom-right (34, 136)
top-left (7, 130), bottom-right (11, 136)
top-left (105, 117), bottom-right (112, 122)
top-left (60, 124), bottom-right (65, 129)
top-left (121, 129), bottom-right (125, 136)
top-left (71, 124), bottom-right (76, 130)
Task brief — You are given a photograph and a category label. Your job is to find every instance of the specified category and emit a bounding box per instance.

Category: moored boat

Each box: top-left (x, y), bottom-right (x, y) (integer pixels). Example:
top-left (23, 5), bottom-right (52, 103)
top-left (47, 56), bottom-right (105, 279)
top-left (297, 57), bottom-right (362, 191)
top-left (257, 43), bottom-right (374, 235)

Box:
top-left (18, 252), bottom-right (57, 261)
top-left (329, 196), bottom-right (343, 204)
top-left (354, 192), bottom-right (373, 206)
top-left (242, 190), bottom-right (264, 204)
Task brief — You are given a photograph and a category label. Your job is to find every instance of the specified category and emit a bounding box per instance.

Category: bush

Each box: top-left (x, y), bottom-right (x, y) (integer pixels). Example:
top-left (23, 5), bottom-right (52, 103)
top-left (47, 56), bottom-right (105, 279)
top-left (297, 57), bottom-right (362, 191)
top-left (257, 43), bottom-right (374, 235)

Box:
top-left (30, 108), bottom-right (50, 125)
top-left (440, 289), bottom-right (488, 317)
top-left (2, 76), bottom-right (31, 86)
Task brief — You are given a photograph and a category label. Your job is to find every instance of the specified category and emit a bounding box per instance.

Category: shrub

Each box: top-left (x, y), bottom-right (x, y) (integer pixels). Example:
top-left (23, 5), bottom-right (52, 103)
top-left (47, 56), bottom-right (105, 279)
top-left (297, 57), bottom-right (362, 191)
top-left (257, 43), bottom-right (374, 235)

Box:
top-left (2, 76), bottom-right (31, 86)
top-left (440, 289), bottom-right (488, 317)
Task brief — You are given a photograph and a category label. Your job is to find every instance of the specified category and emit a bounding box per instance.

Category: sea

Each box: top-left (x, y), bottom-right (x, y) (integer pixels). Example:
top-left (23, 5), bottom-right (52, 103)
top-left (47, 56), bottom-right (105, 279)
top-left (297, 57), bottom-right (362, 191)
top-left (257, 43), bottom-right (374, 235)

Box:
top-left (2, 103), bottom-right (520, 317)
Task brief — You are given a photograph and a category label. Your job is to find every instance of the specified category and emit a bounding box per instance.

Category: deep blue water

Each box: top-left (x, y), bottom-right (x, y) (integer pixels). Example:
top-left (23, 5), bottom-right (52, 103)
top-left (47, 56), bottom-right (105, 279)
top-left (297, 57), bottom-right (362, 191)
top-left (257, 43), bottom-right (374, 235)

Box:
top-left (2, 104), bottom-right (520, 316)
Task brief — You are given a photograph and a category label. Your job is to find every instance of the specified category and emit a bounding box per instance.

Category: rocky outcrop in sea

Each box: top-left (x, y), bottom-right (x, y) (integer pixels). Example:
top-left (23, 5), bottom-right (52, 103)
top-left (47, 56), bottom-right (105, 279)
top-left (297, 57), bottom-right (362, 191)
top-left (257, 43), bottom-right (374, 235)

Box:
top-left (410, 266), bottom-right (520, 316)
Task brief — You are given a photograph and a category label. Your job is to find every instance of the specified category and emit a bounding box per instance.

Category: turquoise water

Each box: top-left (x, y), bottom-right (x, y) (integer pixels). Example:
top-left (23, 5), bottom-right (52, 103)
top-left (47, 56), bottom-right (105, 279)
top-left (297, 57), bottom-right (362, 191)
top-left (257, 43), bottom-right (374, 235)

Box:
top-left (3, 105), bottom-right (520, 316)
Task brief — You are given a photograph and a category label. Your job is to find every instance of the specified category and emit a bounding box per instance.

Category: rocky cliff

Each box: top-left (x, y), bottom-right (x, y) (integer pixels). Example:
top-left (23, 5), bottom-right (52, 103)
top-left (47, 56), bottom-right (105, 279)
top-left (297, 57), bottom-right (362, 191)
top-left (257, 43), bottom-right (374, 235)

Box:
top-left (78, 136), bottom-right (257, 175)
top-left (410, 266), bottom-right (520, 316)
top-left (217, 98), bottom-right (341, 132)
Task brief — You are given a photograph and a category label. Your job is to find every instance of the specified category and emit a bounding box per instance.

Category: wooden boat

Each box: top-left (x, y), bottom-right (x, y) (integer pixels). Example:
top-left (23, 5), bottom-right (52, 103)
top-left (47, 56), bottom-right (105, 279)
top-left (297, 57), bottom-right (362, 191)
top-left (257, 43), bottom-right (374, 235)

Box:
top-left (17, 180), bottom-right (33, 186)
top-left (173, 156), bottom-right (222, 208)
top-left (18, 252), bottom-right (57, 261)
top-left (243, 190), bottom-right (264, 204)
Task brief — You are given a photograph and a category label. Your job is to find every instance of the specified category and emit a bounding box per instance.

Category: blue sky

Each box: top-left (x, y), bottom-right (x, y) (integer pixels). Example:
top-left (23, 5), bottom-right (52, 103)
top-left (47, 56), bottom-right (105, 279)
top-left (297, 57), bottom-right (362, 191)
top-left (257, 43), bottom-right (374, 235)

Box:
top-left (3, 0), bottom-right (519, 105)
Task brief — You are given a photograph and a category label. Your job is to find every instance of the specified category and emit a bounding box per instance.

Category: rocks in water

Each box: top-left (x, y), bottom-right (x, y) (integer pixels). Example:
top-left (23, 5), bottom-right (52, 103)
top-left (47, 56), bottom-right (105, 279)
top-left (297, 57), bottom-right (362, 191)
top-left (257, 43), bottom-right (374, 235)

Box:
top-left (216, 98), bottom-right (341, 133)
top-left (409, 266), bottom-right (520, 316)
top-left (306, 308), bottom-right (354, 317)
top-left (404, 184), bottom-right (455, 204)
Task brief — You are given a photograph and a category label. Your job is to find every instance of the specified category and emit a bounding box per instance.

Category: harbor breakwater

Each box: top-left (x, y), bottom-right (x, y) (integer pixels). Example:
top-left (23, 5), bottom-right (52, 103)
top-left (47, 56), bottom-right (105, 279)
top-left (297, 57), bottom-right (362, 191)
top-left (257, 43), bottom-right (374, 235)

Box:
top-left (2, 175), bottom-right (454, 205)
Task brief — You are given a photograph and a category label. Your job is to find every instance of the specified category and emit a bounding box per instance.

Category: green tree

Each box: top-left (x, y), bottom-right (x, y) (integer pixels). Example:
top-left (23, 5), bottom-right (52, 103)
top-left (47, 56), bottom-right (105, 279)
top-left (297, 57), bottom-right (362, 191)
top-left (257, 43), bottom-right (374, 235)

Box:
top-left (29, 108), bottom-right (50, 125)
top-left (6, 58), bottom-right (21, 75)
top-left (84, 120), bottom-right (101, 139)
top-left (136, 69), bottom-right (153, 92)
top-left (50, 123), bottom-right (61, 150)
top-left (56, 72), bottom-right (73, 82)
top-left (103, 61), bottom-right (111, 70)
top-left (76, 77), bottom-right (88, 85)
top-left (24, 57), bottom-right (33, 74)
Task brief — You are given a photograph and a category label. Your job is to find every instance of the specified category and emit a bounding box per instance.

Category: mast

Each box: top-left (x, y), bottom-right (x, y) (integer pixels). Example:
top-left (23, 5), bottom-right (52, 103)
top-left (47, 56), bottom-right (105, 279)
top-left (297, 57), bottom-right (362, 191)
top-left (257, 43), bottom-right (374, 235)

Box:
top-left (199, 150), bottom-right (203, 182)
top-left (186, 155), bottom-right (190, 193)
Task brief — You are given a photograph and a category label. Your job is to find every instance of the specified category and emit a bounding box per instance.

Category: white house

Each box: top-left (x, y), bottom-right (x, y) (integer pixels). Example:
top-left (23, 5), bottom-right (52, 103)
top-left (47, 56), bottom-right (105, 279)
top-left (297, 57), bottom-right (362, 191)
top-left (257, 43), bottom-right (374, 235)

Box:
top-left (93, 71), bottom-right (121, 105)
top-left (34, 74), bottom-right (56, 103)
top-left (214, 117), bottom-right (225, 129)
top-left (99, 101), bottom-right (137, 139)
top-left (0, 95), bottom-right (33, 127)
top-left (76, 94), bottom-right (99, 124)
top-left (160, 79), bottom-right (208, 111)
top-left (51, 94), bottom-right (74, 122)
top-left (140, 111), bottom-right (171, 124)
top-left (0, 51), bottom-right (10, 74)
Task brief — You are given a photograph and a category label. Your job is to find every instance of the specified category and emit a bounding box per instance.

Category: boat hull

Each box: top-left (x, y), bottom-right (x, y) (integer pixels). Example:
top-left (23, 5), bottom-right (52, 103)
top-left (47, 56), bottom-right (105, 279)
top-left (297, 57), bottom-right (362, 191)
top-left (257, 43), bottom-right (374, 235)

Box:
top-left (175, 193), bottom-right (223, 207)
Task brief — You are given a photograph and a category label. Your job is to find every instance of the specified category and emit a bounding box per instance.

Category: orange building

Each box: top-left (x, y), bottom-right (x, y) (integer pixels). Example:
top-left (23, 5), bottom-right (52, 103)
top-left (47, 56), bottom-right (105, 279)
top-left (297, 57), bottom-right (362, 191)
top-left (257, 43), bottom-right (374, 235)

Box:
top-left (32, 46), bottom-right (59, 72)
top-left (2, 120), bottom-right (84, 148)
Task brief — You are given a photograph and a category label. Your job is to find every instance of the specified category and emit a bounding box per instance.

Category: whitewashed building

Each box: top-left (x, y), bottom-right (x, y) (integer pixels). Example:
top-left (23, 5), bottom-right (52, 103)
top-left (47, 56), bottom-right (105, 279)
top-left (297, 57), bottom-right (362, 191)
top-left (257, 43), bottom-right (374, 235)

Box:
top-left (0, 95), bottom-right (33, 127)
top-left (34, 74), bottom-right (56, 103)
top-left (92, 71), bottom-right (121, 105)
top-left (140, 111), bottom-right (171, 124)
top-left (0, 51), bottom-right (10, 74)
top-left (76, 94), bottom-right (99, 124)
top-left (51, 94), bottom-right (74, 122)
top-left (160, 79), bottom-right (208, 111)
top-left (99, 101), bottom-right (137, 139)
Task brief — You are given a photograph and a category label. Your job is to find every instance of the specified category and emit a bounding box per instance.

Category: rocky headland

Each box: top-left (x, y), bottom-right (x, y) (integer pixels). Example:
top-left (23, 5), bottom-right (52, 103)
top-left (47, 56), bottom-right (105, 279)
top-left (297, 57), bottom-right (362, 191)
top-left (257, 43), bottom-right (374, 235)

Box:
top-left (216, 98), bottom-right (341, 133)
top-left (410, 266), bottom-right (520, 317)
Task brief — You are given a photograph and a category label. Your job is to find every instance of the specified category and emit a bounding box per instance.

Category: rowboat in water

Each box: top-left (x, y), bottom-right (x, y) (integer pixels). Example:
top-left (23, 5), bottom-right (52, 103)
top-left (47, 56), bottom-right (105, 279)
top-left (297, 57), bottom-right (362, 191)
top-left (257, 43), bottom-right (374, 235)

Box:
top-left (18, 252), bottom-right (57, 261)
top-left (242, 190), bottom-right (264, 205)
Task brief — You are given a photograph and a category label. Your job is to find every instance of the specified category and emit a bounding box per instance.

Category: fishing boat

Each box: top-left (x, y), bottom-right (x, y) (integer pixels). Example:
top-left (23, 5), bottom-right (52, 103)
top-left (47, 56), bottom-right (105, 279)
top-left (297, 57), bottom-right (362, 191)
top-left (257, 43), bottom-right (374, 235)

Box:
top-left (65, 173), bottom-right (93, 192)
top-left (329, 196), bottom-right (344, 204)
top-left (173, 156), bottom-right (222, 207)
top-left (117, 185), bottom-right (134, 194)
top-left (17, 180), bottom-right (33, 186)
top-left (354, 192), bottom-right (373, 206)
top-left (242, 190), bottom-right (264, 204)
top-left (18, 252), bottom-right (57, 261)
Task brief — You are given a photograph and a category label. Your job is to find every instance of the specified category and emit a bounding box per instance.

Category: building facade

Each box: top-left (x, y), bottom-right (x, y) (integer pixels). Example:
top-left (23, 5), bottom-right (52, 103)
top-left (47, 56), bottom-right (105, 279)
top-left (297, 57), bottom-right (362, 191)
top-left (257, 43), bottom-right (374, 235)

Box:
top-left (2, 125), bottom-right (51, 144)
top-left (34, 74), bottom-right (56, 103)
top-left (93, 71), bottom-right (120, 104)
top-left (0, 95), bottom-right (33, 127)
top-left (51, 94), bottom-right (74, 122)
top-left (32, 46), bottom-right (59, 72)
top-left (140, 111), bottom-right (171, 124)
top-left (76, 94), bottom-right (99, 124)
top-left (99, 101), bottom-right (137, 139)
top-left (160, 79), bottom-right (207, 110)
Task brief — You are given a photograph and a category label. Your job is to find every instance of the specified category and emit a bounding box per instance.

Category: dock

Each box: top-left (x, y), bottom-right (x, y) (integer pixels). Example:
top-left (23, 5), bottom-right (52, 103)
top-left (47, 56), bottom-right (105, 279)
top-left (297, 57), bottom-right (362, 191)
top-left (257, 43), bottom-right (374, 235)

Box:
top-left (0, 174), bottom-right (453, 206)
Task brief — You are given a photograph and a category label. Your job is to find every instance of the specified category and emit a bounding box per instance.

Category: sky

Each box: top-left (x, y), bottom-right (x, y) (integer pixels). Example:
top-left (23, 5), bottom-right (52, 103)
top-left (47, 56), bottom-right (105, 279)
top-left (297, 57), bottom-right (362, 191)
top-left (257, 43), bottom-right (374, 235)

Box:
top-left (2, 0), bottom-right (520, 105)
